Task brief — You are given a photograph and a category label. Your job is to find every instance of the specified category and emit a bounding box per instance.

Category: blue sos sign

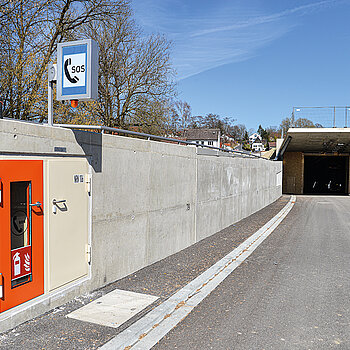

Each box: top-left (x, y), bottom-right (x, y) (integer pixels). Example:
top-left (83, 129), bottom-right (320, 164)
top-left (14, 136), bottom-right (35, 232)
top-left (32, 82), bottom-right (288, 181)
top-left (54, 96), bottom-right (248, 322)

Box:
top-left (57, 39), bottom-right (98, 101)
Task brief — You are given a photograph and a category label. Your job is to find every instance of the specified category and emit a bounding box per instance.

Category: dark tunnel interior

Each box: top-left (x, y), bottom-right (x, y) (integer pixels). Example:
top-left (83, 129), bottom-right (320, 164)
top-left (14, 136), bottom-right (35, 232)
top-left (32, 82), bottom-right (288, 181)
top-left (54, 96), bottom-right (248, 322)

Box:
top-left (304, 156), bottom-right (348, 194)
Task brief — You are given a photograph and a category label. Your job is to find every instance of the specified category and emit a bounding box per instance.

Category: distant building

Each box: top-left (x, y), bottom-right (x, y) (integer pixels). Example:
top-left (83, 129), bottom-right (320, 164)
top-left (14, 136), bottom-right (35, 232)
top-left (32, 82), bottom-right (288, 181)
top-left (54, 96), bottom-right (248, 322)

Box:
top-left (252, 142), bottom-right (264, 152)
top-left (249, 133), bottom-right (262, 144)
top-left (183, 128), bottom-right (221, 147)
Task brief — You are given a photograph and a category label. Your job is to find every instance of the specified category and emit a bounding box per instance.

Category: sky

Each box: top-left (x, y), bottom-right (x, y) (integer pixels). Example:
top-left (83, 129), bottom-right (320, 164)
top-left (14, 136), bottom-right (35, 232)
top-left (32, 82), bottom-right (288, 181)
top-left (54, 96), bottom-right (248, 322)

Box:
top-left (132, 0), bottom-right (350, 130)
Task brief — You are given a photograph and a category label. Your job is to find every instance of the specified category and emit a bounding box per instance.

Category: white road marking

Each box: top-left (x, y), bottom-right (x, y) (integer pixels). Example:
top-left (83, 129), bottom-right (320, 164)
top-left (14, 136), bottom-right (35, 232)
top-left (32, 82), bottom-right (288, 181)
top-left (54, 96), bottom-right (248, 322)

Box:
top-left (100, 196), bottom-right (296, 350)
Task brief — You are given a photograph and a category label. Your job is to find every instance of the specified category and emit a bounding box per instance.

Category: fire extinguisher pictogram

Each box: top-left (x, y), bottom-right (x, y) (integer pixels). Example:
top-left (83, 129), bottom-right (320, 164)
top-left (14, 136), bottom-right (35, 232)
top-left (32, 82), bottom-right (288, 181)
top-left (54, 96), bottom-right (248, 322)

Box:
top-left (13, 252), bottom-right (21, 277)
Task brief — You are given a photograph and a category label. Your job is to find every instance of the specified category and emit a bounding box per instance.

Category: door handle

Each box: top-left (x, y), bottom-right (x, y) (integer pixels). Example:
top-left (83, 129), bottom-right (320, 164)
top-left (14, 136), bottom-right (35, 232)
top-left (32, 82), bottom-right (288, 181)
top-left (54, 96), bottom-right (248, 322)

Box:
top-left (30, 201), bottom-right (42, 207)
top-left (52, 199), bottom-right (66, 205)
top-left (52, 199), bottom-right (67, 214)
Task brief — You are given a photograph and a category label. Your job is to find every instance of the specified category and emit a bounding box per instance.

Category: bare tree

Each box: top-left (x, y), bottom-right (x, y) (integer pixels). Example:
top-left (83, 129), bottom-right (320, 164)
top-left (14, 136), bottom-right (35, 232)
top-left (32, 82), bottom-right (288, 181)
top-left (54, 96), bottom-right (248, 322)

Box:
top-left (294, 117), bottom-right (315, 128)
top-left (188, 113), bottom-right (236, 136)
top-left (232, 124), bottom-right (247, 141)
top-left (279, 115), bottom-right (315, 135)
top-left (79, 11), bottom-right (175, 131)
top-left (0, 0), bottom-right (126, 121)
top-left (166, 100), bottom-right (191, 135)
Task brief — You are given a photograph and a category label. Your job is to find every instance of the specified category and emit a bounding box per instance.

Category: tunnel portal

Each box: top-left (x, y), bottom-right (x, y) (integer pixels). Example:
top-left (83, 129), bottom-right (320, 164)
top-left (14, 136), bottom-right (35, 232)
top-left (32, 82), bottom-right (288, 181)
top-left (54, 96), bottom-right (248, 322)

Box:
top-left (303, 155), bottom-right (348, 194)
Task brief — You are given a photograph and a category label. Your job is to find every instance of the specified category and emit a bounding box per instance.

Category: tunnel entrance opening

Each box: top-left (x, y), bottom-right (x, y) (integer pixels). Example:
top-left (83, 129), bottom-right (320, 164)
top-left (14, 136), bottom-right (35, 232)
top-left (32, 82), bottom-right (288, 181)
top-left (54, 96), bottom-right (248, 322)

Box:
top-left (304, 155), bottom-right (348, 194)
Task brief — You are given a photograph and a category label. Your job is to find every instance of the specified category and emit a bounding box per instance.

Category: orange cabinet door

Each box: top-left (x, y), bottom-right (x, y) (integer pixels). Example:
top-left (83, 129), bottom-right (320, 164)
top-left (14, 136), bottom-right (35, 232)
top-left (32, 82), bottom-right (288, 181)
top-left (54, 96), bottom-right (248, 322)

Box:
top-left (0, 160), bottom-right (44, 312)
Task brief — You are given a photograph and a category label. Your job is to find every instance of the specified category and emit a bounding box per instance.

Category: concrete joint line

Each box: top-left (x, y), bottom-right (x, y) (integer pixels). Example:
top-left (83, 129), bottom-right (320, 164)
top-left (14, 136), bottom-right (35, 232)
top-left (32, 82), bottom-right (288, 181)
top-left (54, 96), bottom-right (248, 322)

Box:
top-left (100, 196), bottom-right (296, 350)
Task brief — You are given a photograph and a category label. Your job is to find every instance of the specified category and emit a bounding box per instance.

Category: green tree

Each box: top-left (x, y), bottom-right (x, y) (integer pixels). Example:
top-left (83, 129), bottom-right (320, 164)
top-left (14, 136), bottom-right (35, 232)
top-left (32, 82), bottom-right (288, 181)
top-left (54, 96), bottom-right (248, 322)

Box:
top-left (257, 124), bottom-right (270, 147)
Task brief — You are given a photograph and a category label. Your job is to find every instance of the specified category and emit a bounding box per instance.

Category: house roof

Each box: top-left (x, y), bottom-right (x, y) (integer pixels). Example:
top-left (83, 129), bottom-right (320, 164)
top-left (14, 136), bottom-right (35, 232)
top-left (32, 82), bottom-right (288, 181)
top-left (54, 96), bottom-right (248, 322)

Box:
top-left (183, 128), bottom-right (220, 141)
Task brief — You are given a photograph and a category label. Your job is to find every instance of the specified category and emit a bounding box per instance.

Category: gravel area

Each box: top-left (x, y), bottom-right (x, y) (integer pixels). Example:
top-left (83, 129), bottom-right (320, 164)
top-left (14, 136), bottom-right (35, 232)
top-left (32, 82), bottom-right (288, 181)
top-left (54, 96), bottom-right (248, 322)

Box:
top-left (0, 196), bottom-right (289, 350)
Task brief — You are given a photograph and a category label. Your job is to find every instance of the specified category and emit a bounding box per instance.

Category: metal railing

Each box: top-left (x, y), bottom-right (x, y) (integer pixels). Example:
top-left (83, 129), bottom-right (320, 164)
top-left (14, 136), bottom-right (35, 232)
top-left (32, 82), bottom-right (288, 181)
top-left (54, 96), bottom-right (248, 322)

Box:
top-left (292, 106), bottom-right (350, 128)
top-left (55, 123), bottom-right (269, 160)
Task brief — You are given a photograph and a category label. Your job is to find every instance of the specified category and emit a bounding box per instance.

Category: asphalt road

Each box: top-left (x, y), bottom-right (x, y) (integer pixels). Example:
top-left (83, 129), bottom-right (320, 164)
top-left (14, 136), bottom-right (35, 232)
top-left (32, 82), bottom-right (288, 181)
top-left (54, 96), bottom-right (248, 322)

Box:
top-left (153, 196), bottom-right (350, 350)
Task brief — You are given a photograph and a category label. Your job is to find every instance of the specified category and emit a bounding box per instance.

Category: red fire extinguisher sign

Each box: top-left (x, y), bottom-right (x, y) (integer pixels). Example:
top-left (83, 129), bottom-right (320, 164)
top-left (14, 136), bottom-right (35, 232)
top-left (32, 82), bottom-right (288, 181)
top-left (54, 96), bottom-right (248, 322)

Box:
top-left (11, 246), bottom-right (32, 281)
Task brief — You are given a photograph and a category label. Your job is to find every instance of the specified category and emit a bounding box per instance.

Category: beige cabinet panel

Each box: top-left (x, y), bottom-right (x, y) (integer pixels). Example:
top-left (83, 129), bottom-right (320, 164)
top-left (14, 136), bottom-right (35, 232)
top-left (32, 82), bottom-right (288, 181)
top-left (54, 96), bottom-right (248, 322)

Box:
top-left (47, 159), bottom-right (89, 291)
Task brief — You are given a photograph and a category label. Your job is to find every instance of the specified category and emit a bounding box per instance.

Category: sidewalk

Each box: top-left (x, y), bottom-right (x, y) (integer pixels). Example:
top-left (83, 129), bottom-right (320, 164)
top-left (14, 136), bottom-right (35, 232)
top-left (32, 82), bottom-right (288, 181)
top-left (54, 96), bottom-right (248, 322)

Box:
top-left (0, 196), bottom-right (290, 350)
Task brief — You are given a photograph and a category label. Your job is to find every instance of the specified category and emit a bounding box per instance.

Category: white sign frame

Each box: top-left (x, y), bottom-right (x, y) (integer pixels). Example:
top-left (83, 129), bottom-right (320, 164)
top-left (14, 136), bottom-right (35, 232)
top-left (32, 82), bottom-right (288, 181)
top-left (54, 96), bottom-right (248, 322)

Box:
top-left (57, 39), bottom-right (98, 101)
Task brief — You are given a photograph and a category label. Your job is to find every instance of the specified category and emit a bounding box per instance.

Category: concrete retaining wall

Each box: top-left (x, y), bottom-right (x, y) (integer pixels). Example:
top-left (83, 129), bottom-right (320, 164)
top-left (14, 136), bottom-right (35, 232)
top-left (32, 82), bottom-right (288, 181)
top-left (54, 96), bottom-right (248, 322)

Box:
top-left (0, 119), bottom-right (282, 331)
top-left (196, 152), bottom-right (281, 241)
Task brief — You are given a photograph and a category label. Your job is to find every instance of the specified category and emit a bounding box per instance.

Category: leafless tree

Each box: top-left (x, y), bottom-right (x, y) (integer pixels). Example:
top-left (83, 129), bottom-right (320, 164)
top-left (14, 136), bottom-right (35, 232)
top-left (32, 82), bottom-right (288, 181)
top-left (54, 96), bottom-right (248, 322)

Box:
top-left (0, 0), bottom-right (127, 121)
top-left (232, 124), bottom-right (247, 141)
top-left (76, 8), bottom-right (175, 132)
top-left (279, 115), bottom-right (315, 135)
top-left (166, 100), bottom-right (192, 135)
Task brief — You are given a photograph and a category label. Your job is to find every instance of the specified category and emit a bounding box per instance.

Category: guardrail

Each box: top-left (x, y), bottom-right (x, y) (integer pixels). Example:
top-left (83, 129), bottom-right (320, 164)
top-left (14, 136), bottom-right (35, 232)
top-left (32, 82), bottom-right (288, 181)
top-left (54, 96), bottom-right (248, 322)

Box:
top-left (55, 123), bottom-right (269, 160)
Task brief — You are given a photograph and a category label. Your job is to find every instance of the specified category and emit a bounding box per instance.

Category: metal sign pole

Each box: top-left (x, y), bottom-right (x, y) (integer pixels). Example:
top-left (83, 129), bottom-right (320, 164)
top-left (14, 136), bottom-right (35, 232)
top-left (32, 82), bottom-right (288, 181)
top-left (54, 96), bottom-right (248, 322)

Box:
top-left (48, 80), bottom-right (53, 126)
top-left (48, 64), bottom-right (57, 126)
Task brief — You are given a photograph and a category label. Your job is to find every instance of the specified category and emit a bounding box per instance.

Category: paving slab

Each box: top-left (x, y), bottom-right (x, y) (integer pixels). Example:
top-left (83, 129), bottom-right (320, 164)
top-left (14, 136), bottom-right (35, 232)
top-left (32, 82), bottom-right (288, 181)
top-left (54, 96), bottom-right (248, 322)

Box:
top-left (67, 289), bottom-right (158, 329)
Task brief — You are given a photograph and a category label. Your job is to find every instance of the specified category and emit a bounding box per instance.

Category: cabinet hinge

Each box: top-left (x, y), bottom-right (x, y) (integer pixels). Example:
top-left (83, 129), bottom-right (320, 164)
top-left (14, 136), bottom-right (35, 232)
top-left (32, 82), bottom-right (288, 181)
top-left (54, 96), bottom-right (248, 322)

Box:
top-left (85, 174), bottom-right (92, 195)
top-left (86, 244), bottom-right (92, 264)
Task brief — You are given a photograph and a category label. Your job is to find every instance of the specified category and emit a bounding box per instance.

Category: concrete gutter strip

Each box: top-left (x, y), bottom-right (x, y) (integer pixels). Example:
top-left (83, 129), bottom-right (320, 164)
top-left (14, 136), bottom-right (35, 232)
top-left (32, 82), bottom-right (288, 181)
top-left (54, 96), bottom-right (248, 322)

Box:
top-left (100, 195), bottom-right (296, 350)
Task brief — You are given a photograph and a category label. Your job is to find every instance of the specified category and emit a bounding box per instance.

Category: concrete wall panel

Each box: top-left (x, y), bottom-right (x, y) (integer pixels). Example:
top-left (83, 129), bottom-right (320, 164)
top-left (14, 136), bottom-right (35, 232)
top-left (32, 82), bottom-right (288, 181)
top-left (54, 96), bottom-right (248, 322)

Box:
top-left (196, 199), bottom-right (223, 241)
top-left (147, 206), bottom-right (195, 265)
top-left (92, 213), bottom-right (148, 287)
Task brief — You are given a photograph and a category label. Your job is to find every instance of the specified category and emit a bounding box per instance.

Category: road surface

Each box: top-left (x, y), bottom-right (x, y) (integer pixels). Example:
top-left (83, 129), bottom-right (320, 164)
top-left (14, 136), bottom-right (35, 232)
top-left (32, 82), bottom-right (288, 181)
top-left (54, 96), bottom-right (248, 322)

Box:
top-left (153, 195), bottom-right (350, 349)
